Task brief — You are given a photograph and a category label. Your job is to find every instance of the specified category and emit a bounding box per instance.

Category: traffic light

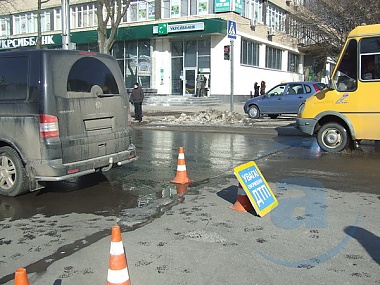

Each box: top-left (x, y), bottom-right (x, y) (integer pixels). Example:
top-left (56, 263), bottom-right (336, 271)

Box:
top-left (224, 45), bottom-right (230, 60)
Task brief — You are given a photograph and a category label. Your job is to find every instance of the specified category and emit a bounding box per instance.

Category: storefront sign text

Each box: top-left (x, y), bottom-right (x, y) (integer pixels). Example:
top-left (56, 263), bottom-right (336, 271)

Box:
top-left (153, 22), bottom-right (204, 35)
top-left (0, 35), bottom-right (55, 49)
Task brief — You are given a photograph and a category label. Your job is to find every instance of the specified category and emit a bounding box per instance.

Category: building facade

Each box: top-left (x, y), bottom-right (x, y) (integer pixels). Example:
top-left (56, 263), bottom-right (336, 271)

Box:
top-left (0, 0), bottom-right (312, 101)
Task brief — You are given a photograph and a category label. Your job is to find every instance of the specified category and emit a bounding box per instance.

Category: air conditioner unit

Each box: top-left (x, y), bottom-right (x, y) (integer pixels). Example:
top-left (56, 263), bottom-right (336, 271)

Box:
top-left (250, 19), bottom-right (257, 29)
top-left (268, 27), bottom-right (275, 36)
top-left (286, 0), bottom-right (292, 4)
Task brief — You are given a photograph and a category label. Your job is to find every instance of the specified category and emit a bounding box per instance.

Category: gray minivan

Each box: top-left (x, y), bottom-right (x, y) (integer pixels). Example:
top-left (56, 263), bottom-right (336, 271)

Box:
top-left (0, 49), bottom-right (137, 196)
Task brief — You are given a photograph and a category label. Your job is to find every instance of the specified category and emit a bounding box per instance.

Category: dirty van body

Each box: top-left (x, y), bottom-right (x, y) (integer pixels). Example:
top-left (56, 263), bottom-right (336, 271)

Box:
top-left (0, 49), bottom-right (137, 196)
top-left (297, 24), bottom-right (380, 152)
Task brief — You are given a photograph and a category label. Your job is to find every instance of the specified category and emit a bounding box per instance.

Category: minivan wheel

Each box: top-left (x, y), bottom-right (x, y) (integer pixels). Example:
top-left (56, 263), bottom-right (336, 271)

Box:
top-left (0, 146), bottom-right (29, 196)
top-left (317, 122), bottom-right (350, 152)
top-left (248, 105), bottom-right (261, 119)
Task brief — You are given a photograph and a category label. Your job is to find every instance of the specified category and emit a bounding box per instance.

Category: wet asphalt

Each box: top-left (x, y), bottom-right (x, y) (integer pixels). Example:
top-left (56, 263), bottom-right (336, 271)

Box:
top-left (0, 103), bottom-right (379, 284)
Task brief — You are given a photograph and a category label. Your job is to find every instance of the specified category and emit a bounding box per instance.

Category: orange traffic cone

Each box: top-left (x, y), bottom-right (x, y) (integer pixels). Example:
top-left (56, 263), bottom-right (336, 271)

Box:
top-left (171, 147), bottom-right (193, 184)
top-left (228, 183), bottom-right (254, 212)
top-left (107, 226), bottom-right (131, 285)
top-left (14, 268), bottom-right (29, 285)
top-left (175, 184), bottom-right (188, 196)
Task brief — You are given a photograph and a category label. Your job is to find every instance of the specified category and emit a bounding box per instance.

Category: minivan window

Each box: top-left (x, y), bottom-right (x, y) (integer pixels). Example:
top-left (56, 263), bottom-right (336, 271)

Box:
top-left (0, 56), bottom-right (28, 100)
top-left (67, 57), bottom-right (119, 94)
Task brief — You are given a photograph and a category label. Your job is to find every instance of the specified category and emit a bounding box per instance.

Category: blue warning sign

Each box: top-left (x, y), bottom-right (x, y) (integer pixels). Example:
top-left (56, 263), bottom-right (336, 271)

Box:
top-left (234, 161), bottom-right (278, 217)
top-left (227, 20), bottom-right (236, 39)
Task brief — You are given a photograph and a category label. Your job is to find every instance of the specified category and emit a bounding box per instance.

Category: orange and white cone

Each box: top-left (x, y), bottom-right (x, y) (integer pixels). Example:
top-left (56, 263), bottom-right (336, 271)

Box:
top-left (171, 147), bottom-right (193, 184)
top-left (175, 184), bottom-right (188, 196)
top-left (107, 226), bottom-right (131, 285)
top-left (14, 268), bottom-right (29, 285)
top-left (228, 183), bottom-right (254, 212)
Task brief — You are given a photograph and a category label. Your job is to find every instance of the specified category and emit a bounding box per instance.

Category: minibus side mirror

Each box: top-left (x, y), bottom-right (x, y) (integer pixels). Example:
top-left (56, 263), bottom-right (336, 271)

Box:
top-left (327, 79), bottom-right (335, 90)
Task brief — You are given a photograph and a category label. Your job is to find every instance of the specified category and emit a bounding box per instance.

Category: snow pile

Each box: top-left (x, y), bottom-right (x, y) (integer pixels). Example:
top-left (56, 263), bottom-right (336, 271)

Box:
top-left (160, 108), bottom-right (252, 125)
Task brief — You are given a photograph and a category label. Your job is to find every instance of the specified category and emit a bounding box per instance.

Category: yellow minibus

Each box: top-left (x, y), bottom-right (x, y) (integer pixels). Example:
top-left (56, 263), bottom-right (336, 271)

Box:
top-left (297, 24), bottom-right (380, 152)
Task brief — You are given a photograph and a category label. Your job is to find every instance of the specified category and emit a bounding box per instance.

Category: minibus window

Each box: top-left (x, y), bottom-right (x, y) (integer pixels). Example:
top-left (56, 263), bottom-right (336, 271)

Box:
top-left (334, 40), bottom-right (358, 92)
top-left (360, 37), bottom-right (380, 81)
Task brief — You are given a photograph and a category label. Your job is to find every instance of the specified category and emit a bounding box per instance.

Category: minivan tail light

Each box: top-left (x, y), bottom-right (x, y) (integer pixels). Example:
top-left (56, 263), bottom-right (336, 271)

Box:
top-left (39, 114), bottom-right (59, 138)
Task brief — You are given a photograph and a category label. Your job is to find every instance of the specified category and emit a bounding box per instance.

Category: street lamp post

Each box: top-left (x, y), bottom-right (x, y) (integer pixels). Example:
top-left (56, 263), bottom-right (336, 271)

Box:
top-left (61, 0), bottom-right (71, 50)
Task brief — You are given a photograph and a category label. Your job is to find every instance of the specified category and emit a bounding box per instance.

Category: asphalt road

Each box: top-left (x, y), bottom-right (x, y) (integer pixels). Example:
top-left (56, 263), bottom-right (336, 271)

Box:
top-left (0, 110), bottom-right (379, 284)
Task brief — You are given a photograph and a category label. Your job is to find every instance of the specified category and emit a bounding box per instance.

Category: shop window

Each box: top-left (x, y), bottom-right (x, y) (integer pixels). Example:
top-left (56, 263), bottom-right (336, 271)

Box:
top-left (172, 41), bottom-right (184, 56)
top-left (184, 41), bottom-right (196, 67)
top-left (113, 40), bottom-right (151, 88)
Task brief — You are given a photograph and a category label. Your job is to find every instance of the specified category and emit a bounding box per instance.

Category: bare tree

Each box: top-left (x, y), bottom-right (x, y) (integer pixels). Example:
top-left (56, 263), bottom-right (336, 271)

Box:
top-left (292, 0), bottom-right (380, 59)
top-left (96, 0), bottom-right (132, 54)
top-left (36, 0), bottom-right (50, 49)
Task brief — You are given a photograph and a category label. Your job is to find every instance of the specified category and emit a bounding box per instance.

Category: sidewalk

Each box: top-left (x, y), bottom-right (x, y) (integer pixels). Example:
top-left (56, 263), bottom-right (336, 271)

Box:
top-left (142, 102), bottom-right (247, 116)
top-left (136, 102), bottom-right (303, 136)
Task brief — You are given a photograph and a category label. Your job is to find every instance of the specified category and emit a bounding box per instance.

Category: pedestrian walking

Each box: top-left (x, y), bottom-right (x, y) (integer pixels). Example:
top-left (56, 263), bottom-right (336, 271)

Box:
top-left (130, 82), bottom-right (144, 122)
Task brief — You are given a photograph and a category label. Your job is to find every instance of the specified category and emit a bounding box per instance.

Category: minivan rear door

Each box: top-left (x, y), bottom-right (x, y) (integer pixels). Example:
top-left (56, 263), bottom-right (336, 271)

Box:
top-left (46, 51), bottom-right (130, 165)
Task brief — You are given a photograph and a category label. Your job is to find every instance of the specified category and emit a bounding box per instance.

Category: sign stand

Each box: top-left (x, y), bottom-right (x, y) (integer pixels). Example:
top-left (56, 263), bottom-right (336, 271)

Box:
top-left (234, 161), bottom-right (278, 217)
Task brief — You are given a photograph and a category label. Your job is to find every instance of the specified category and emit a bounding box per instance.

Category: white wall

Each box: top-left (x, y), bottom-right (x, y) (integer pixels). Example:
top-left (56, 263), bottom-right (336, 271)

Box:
top-left (210, 34), bottom-right (304, 97)
top-left (152, 34), bottom-right (304, 97)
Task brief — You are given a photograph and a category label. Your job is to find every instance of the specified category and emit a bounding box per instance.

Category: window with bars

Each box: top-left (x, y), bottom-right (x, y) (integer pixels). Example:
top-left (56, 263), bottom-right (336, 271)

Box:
top-left (266, 46), bottom-right (282, 70)
top-left (288, 52), bottom-right (299, 72)
top-left (241, 38), bottom-right (260, 67)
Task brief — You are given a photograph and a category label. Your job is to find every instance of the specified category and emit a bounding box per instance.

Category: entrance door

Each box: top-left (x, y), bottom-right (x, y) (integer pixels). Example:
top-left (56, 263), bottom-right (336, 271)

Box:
top-left (184, 69), bottom-right (196, 95)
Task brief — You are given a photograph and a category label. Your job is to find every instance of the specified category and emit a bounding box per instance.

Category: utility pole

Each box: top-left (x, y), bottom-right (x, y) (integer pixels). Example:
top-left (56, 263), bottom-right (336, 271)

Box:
top-left (230, 39), bottom-right (234, 112)
top-left (61, 0), bottom-right (71, 50)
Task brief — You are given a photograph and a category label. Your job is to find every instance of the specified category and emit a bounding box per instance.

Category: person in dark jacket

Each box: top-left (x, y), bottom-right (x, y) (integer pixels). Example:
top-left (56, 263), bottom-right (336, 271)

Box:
top-left (260, 81), bottom-right (266, 95)
top-left (130, 82), bottom-right (144, 122)
top-left (254, 82), bottom-right (260, 97)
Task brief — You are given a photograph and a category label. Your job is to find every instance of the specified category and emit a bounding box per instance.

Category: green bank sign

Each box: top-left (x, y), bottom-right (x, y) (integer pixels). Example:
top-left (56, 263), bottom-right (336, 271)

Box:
top-left (153, 22), bottom-right (205, 35)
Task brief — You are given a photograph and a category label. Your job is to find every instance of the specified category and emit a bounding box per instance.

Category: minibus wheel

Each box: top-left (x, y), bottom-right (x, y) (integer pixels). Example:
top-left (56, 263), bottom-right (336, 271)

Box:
top-left (317, 122), bottom-right (349, 152)
top-left (248, 105), bottom-right (261, 119)
top-left (0, 146), bottom-right (29, 196)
